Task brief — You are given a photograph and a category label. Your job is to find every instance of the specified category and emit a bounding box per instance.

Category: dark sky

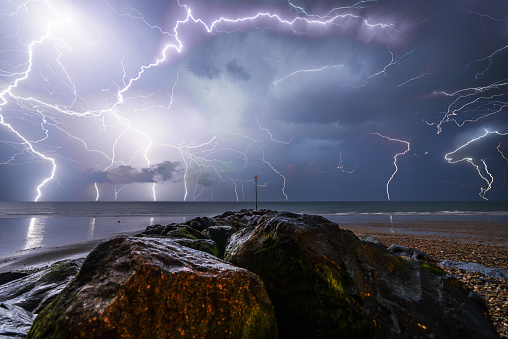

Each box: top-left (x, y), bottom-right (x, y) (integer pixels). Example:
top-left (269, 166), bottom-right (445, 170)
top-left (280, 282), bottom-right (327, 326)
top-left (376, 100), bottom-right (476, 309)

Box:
top-left (0, 0), bottom-right (507, 201)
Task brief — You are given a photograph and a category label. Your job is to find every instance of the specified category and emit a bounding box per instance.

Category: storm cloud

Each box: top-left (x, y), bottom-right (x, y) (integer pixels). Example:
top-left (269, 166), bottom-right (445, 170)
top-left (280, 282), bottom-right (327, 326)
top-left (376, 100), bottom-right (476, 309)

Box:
top-left (0, 0), bottom-right (507, 201)
top-left (86, 162), bottom-right (182, 185)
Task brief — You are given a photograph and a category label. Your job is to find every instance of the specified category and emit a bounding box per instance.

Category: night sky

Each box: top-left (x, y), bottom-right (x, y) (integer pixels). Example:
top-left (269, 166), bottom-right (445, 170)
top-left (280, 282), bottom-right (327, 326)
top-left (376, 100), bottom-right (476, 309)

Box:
top-left (0, 0), bottom-right (507, 202)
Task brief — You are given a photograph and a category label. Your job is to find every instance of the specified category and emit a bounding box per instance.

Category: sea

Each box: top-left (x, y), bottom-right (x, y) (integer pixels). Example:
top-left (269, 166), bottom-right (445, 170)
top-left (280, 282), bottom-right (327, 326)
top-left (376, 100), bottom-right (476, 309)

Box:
top-left (0, 201), bottom-right (507, 261)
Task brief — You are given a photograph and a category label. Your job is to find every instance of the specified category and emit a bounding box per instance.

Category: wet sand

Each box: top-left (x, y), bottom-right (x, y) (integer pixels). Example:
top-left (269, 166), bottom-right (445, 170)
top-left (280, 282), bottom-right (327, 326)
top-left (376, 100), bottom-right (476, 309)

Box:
top-left (0, 230), bottom-right (142, 273)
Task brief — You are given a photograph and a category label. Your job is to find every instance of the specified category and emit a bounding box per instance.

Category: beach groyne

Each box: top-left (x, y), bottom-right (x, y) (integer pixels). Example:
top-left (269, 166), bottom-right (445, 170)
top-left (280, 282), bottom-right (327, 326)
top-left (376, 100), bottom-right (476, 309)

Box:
top-left (1, 209), bottom-right (500, 338)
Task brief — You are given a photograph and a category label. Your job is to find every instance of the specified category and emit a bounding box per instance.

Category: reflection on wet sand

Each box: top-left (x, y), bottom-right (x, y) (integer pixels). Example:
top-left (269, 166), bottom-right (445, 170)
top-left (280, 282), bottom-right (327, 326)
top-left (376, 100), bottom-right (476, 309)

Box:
top-left (25, 217), bottom-right (44, 250)
top-left (88, 218), bottom-right (95, 239)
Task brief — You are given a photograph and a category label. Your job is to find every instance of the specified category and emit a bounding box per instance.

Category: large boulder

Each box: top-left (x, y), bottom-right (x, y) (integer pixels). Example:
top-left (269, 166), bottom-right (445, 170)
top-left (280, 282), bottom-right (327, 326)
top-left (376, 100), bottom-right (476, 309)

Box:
top-left (0, 259), bottom-right (83, 313)
top-left (27, 236), bottom-right (278, 338)
top-left (229, 212), bottom-right (498, 339)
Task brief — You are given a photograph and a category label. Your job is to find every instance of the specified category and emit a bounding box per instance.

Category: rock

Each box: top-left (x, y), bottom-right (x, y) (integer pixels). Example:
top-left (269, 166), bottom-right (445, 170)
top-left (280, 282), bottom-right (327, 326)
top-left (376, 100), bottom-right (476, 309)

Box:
top-left (137, 224), bottom-right (206, 240)
top-left (439, 260), bottom-right (508, 280)
top-left (136, 224), bottom-right (170, 236)
top-left (27, 236), bottom-right (278, 338)
top-left (358, 234), bottom-right (385, 247)
top-left (229, 211), bottom-right (498, 339)
top-left (170, 238), bottom-right (219, 257)
top-left (182, 216), bottom-right (215, 232)
top-left (163, 225), bottom-right (207, 240)
top-left (203, 226), bottom-right (236, 258)
top-left (214, 209), bottom-right (276, 229)
top-left (224, 227), bottom-right (256, 261)
top-left (388, 244), bottom-right (435, 262)
top-left (0, 259), bottom-right (83, 314)
top-left (0, 272), bottom-right (30, 286)
top-left (0, 302), bottom-right (36, 338)
top-left (137, 223), bottom-right (217, 256)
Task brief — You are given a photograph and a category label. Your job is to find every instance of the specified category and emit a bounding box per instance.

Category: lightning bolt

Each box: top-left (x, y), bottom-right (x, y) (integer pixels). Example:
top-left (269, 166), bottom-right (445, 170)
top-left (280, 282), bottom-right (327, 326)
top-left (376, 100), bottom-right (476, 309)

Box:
top-left (369, 133), bottom-right (410, 201)
top-left (0, 0), bottom-right (417, 202)
top-left (256, 119), bottom-right (294, 144)
top-left (273, 65), bottom-right (345, 86)
top-left (260, 145), bottom-right (288, 201)
top-left (444, 129), bottom-right (508, 200)
top-left (434, 81), bottom-right (508, 134)
top-left (0, 1), bottom-right (67, 201)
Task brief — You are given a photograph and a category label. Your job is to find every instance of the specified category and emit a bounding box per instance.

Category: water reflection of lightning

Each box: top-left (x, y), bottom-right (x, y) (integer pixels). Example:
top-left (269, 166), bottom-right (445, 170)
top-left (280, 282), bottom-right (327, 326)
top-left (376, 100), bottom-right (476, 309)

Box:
top-left (370, 133), bottom-right (410, 201)
top-left (444, 129), bottom-right (508, 200)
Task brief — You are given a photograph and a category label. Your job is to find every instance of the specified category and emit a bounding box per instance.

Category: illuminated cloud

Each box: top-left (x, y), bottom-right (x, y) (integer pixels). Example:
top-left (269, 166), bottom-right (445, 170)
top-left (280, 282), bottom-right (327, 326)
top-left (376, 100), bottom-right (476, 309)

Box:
top-left (86, 161), bottom-right (182, 185)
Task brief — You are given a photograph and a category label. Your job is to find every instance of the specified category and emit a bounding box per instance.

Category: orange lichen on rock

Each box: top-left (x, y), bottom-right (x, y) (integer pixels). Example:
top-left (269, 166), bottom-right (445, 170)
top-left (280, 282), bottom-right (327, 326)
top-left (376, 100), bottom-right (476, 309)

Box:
top-left (27, 236), bottom-right (278, 338)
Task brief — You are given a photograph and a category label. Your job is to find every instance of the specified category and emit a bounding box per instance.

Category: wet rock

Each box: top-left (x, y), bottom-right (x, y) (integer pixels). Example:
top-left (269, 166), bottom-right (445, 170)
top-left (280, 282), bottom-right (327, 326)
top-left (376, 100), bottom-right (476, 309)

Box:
top-left (0, 272), bottom-right (30, 286)
top-left (0, 302), bottom-right (36, 338)
top-left (137, 224), bottom-right (206, 240)
top-left (214, 209), bottom-right (276, 229)
top-left (203, 226), bottom-right (236, 258)
top-left (358, 234), bottom-right (385, 247)
top-left (224, 227), bottom-right (256, 261)
top-left (136, 223), bottom-right (175, 237)
top-left (182, 216), bottom-right (215, 232)
top-left (138, 223), bottom-right (217, 256)
top-left (229, 211), bottom-right (498, 339)
top-left (0, 259), bottom-right (83, 314)
top-left (388, 244), bottom-right (435, 262)
top-left (27, 236), bottom-right (277, 338)
top-left (171, 238), bottom-right (219, 257)
top-left (163, 225), bottom-right (207, 240)
top-left (440, 260), bottom-right (508, 280)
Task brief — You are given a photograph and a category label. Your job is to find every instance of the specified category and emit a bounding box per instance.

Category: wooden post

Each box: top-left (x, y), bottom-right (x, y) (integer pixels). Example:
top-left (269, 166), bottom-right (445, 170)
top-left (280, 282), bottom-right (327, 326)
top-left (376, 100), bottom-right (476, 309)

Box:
top-left (254, 175), bottom-right (258, 210)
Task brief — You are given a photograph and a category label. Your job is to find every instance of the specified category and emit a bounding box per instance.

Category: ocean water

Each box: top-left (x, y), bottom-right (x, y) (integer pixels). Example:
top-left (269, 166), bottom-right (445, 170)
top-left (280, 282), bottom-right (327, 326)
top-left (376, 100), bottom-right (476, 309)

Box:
top-left (0, 201), bottom-right (507, 260)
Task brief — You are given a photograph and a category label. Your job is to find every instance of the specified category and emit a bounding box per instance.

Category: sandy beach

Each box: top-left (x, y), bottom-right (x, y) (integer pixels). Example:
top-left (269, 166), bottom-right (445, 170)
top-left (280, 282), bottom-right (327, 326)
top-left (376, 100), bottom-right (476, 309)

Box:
top-left (1, 214), bottom-right (506, 336)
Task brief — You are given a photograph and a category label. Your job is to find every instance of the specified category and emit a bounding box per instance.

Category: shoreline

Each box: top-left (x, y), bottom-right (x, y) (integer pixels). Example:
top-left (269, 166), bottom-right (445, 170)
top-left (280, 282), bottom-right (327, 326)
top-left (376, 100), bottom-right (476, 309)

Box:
top-left (1, 215), bottom-right (506, 273)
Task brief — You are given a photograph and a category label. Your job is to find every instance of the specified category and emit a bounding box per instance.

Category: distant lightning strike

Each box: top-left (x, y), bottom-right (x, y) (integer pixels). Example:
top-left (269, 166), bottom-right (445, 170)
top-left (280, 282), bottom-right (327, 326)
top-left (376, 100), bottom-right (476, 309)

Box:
top-left (370, 133), bottom-right (410, 201)
top-left (461, 44), bottom-right (508, 80)
top-left (256, 120), bottom-right (294, 144)
top-left (260, 146), bottom-right (288, 201)
top-left (445, 129), bottom-right (508, 200)
top-left (273, 65), bottom-right (345, 85)
top-left (368, 48), bottom-right (415, 79)
top-left (434, 81), bottom-right (508, 134)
